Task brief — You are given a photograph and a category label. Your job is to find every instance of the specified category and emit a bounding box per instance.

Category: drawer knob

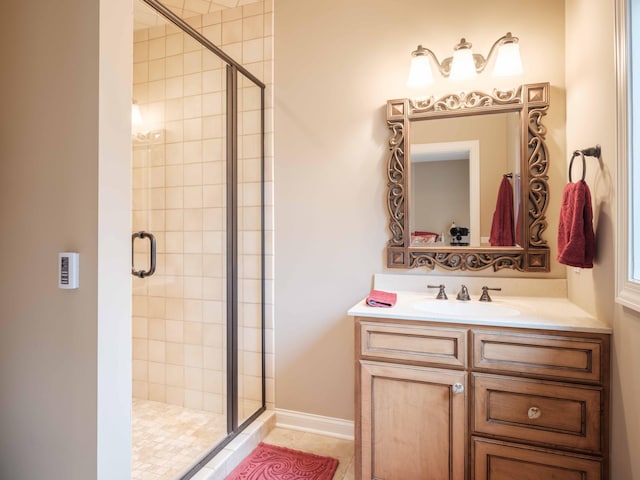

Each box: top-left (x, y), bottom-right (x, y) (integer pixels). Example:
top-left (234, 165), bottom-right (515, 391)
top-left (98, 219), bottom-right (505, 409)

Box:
top-left (528, 406), bottom-right (542, 419)
top-left (452, 383), bottom-right (464, 394)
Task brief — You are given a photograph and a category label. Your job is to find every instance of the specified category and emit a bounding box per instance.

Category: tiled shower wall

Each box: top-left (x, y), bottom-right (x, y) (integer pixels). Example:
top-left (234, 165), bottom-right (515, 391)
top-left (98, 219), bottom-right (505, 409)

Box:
top-left (131, 0), bottom-right (274, 415)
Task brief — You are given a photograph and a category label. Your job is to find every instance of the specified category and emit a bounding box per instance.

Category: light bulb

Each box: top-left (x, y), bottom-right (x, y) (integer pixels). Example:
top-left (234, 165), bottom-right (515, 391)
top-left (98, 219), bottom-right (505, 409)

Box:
top-left (407, 53), bottom-right (433, 88)
top-left (493, 42), bottom-right (523, 76)
top-left (450, 47), bottom-right (477, 81)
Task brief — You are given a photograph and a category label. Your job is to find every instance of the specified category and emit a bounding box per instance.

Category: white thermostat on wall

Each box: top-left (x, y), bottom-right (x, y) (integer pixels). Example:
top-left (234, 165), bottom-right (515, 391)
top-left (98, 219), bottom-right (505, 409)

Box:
top-left (58, 252), bottom-right (80, 289)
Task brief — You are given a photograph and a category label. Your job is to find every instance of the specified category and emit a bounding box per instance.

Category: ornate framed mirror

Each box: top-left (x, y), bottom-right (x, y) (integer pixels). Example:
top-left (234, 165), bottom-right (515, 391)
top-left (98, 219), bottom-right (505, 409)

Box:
top-left (386, 82), bottom-right (550, 272)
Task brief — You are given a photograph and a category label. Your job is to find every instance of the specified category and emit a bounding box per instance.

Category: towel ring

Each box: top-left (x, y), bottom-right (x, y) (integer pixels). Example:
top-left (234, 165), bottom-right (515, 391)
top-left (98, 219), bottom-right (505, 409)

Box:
top-left (569, 150), bottom-right (586, 182)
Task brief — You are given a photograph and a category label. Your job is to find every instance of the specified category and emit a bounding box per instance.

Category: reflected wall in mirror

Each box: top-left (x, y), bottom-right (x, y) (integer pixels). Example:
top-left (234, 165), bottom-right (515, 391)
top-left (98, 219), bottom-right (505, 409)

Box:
top-left (386, 82), bottom-right (550, 272)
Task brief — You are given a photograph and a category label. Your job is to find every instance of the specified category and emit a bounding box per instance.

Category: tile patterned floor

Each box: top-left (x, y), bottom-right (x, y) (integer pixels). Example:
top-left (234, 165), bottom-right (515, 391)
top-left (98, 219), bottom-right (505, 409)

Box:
top-left (132, 402), bottom-right (354, 480)
top-left (132, 399), bottom-right (227, 480)
top-left (260, 428), bottom-right (355, 480)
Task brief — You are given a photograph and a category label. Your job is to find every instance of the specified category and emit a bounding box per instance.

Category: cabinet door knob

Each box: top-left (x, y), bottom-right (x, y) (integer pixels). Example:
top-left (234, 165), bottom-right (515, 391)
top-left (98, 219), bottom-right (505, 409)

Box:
top-left (528, 406), bottom-right (542, 419)
top-left (452, 383), bottom-right (464, 394)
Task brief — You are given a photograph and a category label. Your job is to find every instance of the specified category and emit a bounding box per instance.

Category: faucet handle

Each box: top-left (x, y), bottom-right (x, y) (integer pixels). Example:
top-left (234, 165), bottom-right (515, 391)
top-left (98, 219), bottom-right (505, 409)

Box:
top-left (427, 284), bottom-right (448, 300)
top-left (456, 284), bottom-right (470, 301)
top-left (479, 286), bottom-right (502, 302)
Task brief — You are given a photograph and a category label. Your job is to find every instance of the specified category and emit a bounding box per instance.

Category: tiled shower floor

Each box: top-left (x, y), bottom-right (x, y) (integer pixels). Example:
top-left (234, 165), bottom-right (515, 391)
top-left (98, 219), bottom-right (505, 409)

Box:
top-left (132, 399), bottom-right (227, 480)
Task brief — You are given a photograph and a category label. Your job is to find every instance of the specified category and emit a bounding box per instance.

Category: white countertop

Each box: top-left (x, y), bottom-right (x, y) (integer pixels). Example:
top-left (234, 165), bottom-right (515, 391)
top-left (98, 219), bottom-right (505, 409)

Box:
top-left (348, 291), bottom-right (612, 334)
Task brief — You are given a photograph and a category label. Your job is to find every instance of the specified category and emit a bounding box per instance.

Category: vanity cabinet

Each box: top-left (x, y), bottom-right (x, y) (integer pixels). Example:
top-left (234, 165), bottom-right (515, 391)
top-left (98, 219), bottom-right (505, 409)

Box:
top-left (356, 322), bottom-right (468, 480)
top-left (354, 317), bottom-right (610, 480)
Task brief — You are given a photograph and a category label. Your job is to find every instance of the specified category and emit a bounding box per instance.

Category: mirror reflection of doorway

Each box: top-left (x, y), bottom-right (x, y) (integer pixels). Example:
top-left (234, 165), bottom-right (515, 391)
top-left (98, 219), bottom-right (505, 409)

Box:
top-left (411, 140), bottom-right (479, 246)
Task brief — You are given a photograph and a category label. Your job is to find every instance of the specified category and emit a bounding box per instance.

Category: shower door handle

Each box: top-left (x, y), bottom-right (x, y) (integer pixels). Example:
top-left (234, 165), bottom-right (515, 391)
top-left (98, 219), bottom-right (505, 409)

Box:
top-left (131, 231), bottom-right (156, 278)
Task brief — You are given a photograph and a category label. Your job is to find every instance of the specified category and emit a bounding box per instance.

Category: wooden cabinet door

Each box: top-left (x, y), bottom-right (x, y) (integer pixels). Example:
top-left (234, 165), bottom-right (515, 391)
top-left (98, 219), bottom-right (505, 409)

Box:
top-left (357, 360), bottom-right (466, 480)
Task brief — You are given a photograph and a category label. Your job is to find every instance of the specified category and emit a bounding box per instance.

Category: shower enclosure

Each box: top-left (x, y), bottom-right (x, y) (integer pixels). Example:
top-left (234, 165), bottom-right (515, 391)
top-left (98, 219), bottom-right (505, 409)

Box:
top-left (131, 1), bottom-right (266, 478)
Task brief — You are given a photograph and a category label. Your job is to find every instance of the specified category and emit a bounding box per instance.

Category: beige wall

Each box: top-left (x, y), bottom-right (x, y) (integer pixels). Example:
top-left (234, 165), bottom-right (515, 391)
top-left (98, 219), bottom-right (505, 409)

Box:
top-left (0, 0), bottom-right (131, 478)
top-left (274, 0), bottom-right (566, 420)
top-left (565, 1), bottom-right (640, 478)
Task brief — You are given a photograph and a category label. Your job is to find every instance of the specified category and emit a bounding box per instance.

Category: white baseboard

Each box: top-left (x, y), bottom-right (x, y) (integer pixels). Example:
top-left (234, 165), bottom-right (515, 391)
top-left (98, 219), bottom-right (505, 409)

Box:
top-left (275, 408), bottom-right (354, 440)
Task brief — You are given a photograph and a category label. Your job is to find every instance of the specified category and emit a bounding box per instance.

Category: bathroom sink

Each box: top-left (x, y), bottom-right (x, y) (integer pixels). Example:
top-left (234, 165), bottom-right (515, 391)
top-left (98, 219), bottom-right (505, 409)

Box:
top-left (412, 300), bottom-right (520, 320)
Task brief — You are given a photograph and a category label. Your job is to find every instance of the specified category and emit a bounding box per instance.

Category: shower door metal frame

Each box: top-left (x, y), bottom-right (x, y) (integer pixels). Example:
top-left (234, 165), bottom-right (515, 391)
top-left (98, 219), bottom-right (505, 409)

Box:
top-left (139, 2), bottom-right (267, 478)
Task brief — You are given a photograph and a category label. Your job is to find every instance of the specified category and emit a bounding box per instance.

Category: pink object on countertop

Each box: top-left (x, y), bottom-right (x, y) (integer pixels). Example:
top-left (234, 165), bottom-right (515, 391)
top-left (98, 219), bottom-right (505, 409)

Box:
top-left (366, 289), bottom-right (397, 308)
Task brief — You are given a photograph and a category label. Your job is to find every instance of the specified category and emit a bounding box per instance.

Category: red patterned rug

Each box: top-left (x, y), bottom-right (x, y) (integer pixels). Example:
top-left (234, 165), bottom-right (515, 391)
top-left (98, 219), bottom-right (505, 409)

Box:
top-left (226, 442), bottom-right (339, 480)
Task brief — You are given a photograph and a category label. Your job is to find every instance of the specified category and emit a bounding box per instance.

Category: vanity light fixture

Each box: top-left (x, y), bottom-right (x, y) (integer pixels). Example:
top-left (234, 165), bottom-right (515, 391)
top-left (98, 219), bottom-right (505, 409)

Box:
top-left (407, 32), bottom-right (523, 87)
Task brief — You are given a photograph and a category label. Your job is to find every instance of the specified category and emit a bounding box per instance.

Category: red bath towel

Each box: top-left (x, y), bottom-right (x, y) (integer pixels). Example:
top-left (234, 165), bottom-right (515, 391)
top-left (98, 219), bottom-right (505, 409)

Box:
top-left (366, 289), bottom-right (397, 308)
top-left (557, 180), bottom-right (595, 268)
top-left (489, 176), bottom-right (515, 246)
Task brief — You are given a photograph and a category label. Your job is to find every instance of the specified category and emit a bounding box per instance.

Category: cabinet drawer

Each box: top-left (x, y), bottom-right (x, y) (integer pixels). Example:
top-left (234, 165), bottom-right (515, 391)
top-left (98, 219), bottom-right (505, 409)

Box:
top-left (472, 330), bottom-right (603, 382)
top-left (473, 437), bottom-right (602, 480)
top-left (473, 373), bottom-right (602, 453)
top-left (360, 322), bottom-right (467, 367)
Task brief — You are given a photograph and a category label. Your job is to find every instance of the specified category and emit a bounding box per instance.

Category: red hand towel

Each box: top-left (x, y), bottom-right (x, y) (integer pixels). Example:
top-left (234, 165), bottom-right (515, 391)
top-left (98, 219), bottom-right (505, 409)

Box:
top-left (489, 176), bottom-right (515, 246)
top-left (557, 180), bottom-right (595, 268)
top-left (366, 289), bottom-right (397, 308)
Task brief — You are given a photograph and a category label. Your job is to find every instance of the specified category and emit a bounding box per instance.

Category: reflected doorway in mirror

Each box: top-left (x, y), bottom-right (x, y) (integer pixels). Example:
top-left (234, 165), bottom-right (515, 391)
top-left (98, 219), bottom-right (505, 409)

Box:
top-left (410, 140), bottom-right (479, 247)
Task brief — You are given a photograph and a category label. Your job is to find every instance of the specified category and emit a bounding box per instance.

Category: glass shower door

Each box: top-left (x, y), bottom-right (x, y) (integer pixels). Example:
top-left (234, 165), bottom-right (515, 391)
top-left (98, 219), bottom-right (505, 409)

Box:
top-left (131, 2), bottom-right (230, 477)
top-left (132, 1), bottom-right (266, 477)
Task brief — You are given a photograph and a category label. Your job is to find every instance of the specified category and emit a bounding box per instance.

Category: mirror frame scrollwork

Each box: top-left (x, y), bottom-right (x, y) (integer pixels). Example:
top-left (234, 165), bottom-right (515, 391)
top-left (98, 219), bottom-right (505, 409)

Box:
top-left (386, 82), bottom-right (550, 272)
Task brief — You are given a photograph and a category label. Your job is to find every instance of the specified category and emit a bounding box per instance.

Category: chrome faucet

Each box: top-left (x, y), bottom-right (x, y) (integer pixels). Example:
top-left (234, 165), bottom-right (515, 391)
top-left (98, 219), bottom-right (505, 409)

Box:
top-left (427, 284), bottom-right (448, 300)
top-left (479, 286), bottom-right (502, 302)
top-left (456, 285), bottom-right (470, 301)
